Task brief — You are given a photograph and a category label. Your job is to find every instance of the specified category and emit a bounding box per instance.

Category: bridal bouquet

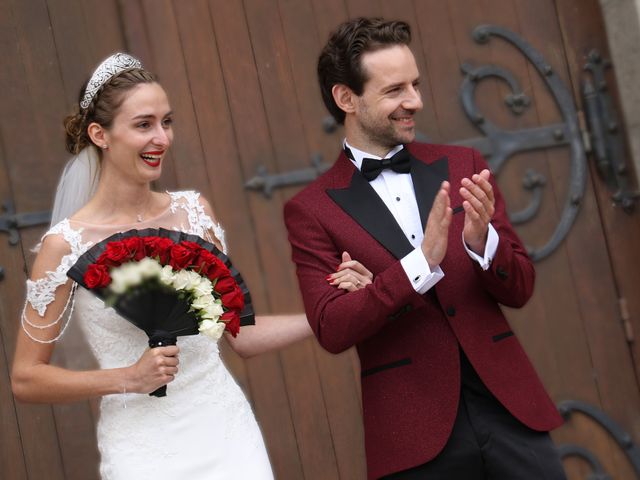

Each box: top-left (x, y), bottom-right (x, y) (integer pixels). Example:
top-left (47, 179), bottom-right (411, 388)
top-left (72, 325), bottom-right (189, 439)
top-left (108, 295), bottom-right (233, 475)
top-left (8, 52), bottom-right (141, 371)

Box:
top-left (83, 237), bottom-right (244, 339)
top-left (67, 228), bottom-right (254, 396)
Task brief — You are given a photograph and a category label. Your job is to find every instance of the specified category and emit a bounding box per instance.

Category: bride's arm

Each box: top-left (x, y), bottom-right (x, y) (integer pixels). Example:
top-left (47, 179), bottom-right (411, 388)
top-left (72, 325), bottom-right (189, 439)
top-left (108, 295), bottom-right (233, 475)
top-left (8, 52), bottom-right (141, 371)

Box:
top-left (224, 313), bottom-right (311, 358)
top-left (198, 195), bottom-right (374, 358)
top-left (11, 235), bottom-right (179, 403)
top-left (225, 252), bottom-right (374, 358)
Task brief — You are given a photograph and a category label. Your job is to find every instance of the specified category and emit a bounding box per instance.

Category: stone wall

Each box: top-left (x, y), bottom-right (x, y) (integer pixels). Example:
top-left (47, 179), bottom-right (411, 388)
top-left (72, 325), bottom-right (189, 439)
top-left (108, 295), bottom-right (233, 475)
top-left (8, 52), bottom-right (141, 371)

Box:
top-left (600, 0), bottom-right (640, 183)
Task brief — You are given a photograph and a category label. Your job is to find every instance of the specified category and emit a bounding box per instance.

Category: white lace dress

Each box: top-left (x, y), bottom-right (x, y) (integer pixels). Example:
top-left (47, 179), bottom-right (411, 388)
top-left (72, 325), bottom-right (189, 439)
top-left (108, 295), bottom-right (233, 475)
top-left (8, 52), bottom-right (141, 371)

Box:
top-left (24, 191), bottom-right (273, 480)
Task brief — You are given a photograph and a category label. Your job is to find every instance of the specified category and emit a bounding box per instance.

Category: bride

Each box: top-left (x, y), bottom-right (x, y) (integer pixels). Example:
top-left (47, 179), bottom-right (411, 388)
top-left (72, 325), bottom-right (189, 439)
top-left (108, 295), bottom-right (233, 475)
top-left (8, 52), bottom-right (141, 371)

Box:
top-left (11, 53), bottom-right (372, 479)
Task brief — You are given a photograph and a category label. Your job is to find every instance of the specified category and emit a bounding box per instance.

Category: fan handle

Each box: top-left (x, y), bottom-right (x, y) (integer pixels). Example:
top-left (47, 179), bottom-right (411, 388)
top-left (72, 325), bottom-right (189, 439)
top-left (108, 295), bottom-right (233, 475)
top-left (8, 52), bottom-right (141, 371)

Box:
top-left (148, 333), bottom-right (177, 397)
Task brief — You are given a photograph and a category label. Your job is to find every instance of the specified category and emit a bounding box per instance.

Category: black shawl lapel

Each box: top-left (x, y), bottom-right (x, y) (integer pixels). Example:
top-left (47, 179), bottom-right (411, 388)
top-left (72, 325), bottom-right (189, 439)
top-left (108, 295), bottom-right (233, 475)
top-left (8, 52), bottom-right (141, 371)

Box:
top-left (410, 154), bottom-right (449, 231)
top-left (325, 152), bottom-right (450, 260)
top-left (327, 170), bottom-right (414, 259)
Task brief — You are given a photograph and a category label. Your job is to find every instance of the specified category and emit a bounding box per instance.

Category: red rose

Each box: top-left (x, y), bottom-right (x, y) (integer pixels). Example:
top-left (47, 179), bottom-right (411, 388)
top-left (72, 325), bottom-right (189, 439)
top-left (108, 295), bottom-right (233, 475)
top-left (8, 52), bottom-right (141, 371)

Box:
top-left (180, 240), bottom-right (202, 253)
top-left (205, 258), bottom-right (231, 282)
top-left (214, 275), bottom-right (237, 294)
top-left (84, 264), bottom-right (111, 289)
top-left (122, 237), bottom-right (146, 261)
top-left (169, 244), bottom-right (198, 269)
top-left (221, 311), bottom-right (240, 337)
top-left (158, 238), bottom-right (175, 264)
top-left (144, 237), bottom-right (175, 264)
top-left (192, 250), bottom-right (217, 274)
top-left (98, 241), bottom-right (130, 266)
top-left (221, 284), bottom-right (244, 311)
top-left (143, 236), bottom-right (161, 255)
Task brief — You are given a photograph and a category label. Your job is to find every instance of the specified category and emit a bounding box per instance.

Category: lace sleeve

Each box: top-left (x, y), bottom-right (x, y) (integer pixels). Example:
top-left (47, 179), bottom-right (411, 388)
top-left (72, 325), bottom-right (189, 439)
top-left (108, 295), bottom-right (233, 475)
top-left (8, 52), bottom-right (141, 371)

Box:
top-left (21, 220), bottom-right (92, 343)
top-left (169, 191), bottom-right (227, 253)
top-left (202, 218), bottom-right (227, 255)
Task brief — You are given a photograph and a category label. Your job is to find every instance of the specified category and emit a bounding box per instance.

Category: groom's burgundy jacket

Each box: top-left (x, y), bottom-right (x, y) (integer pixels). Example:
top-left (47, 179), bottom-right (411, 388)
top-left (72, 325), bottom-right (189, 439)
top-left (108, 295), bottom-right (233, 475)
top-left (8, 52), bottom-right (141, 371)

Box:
top-left (284, 143), bottom-right (562, 479)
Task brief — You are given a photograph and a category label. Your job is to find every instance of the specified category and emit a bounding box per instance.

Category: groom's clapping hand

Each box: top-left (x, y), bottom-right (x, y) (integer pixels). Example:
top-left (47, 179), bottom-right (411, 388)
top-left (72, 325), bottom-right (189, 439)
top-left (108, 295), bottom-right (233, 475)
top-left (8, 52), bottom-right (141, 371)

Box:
top-left (422, 181), bottom-right (452, 270)
top-left (460, 169), bottom-right (495, 255)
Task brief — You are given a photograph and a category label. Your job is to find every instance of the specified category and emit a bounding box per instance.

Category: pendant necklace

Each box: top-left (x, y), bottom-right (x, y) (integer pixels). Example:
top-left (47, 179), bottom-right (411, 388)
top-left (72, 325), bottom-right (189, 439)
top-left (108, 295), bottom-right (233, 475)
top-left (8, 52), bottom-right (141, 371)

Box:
top-left (136, 194), bottom-right (152, 223)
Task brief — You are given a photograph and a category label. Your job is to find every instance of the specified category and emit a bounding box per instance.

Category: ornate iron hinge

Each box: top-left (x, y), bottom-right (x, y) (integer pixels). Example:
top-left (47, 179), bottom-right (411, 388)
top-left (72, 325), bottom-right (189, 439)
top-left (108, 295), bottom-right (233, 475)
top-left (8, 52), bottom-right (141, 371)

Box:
top-left (0, 199), bottom-right (51, 246)
top-left (244, 153), bottom-right (331, 198)
top-left (558, 399), bottom-right (640, 479)
top-left (0, 199), bottom-right (51, 282)
top-left (583, 51), bottom-right (639, 213)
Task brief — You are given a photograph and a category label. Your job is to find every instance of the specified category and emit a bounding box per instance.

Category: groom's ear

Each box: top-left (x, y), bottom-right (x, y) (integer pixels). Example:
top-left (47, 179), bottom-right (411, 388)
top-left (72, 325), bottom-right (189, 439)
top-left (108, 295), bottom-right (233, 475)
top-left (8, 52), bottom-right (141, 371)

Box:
top-left (332, 84), bottom-right (357, 117)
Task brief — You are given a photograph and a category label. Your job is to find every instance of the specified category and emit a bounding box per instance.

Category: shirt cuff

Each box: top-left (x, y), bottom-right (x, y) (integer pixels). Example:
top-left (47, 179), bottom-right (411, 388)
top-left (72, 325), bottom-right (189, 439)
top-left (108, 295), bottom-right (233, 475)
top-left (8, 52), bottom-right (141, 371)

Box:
top-left (400, 247), bottom-right (445, 294)
top-left (463, 223), bottom-right (499, 270)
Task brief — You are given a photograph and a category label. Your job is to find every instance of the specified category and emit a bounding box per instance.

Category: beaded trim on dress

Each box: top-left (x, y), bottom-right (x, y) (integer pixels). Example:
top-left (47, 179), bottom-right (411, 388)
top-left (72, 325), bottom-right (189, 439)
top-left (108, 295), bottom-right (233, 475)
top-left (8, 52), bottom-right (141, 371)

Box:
top-left (26, 219), bottom-right (92, 316)
top-left (21, 220), bottom-right (92, 343)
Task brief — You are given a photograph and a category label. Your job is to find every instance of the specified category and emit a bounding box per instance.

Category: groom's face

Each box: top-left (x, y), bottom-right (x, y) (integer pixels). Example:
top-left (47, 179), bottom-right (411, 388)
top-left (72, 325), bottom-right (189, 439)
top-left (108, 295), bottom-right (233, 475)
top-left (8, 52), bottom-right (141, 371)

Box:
top-left (353, 44), bottom-right (423, 150)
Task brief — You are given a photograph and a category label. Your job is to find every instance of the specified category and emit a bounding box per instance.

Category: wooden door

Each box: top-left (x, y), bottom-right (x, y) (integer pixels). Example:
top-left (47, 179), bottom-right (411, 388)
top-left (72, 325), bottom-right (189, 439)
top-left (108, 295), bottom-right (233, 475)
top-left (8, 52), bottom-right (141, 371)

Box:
top-left (2, 1), bottom-right (640, 479)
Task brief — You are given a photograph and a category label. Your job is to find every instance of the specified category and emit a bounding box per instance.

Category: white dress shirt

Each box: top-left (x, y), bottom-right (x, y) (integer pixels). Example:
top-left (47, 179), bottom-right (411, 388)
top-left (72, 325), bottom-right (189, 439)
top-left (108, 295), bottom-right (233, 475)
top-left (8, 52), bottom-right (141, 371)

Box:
top-left (345, 141), bottom-right (499, 294)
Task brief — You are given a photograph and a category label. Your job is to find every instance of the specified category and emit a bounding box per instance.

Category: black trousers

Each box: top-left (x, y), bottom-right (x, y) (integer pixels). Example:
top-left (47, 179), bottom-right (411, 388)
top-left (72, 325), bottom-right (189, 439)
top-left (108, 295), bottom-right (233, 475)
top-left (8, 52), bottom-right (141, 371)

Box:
top-left (380, 351), bottom-right (567, 480)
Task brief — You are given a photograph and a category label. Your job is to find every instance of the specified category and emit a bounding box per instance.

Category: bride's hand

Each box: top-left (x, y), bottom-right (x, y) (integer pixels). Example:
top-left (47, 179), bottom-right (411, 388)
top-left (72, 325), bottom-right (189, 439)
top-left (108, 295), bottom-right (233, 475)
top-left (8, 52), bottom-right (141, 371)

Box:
top-left (327, 251), bottom-right (373, 292)
top-left (127, 345), bottom-right (180, 394)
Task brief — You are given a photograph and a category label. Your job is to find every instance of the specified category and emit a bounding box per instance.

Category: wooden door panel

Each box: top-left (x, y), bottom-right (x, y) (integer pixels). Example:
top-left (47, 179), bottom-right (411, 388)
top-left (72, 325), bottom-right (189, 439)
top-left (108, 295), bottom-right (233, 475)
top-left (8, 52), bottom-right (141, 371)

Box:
top-left (554, 0), bottom-right (640, 388)
top-left (1, 0), bottom-right (73, 478)
top-left (345, 0), bottom-right (381, 19)
top-left (414, 0), bottom-right (481, 142)
top-left (0, 136), bottom-right (28, 480)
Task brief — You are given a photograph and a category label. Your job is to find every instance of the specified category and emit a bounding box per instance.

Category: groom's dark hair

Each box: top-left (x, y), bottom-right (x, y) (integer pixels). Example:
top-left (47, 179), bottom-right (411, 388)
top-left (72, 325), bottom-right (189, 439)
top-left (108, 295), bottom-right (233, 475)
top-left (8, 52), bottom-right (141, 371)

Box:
top-left (317, 17), bottom-right (411, 124)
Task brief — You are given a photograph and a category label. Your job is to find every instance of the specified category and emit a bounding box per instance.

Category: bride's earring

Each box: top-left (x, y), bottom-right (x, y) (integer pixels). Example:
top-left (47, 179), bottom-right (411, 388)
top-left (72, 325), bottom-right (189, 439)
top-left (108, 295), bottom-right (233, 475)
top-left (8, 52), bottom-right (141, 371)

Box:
top-left (101, 144), bottom-right (108, 149)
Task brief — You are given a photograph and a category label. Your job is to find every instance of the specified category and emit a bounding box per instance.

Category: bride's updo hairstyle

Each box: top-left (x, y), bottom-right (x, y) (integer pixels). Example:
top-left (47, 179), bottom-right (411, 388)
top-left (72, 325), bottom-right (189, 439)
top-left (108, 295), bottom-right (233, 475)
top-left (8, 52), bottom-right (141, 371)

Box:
top-left (64, 62), bottom-right (156, 154)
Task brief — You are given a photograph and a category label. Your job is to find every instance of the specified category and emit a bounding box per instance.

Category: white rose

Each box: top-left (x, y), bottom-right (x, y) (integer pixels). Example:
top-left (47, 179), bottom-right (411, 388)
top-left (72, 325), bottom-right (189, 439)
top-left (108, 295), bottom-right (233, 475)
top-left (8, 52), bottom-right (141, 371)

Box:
top-left (198, 319), bottom-right (225, 340)
top-left (159, 265), bottom-right (175, 286)
top-left (192, 294), bottom-right (216, 311)
top-left (124, 263), bottom-right (143, 285)
top-left (184, 271), bottom-right (203, 291)
top-left (192, 277), bottom-right (213, 297)
top-left (110, 263), bottom-right (142, 294)
top-left (109, 271), bottom-right (127, 294)
top-left (201, 302), bottom-right (224, 320)
top-left (172, 270), bottom-right (192, 290)
top-left (138, 257), bottom-right (162, 279)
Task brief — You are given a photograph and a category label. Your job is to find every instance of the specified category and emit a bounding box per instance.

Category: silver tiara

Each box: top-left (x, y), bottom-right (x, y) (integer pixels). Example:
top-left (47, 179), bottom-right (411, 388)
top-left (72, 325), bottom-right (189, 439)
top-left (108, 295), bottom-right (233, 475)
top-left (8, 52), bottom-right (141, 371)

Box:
top-left (80, 53), bottom-right (143, 110)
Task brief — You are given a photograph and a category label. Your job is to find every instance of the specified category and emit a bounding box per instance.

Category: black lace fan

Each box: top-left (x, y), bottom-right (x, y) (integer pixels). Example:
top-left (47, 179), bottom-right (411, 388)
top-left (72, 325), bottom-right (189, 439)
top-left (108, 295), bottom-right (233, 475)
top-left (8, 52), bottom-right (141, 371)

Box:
top-left (67, 228), bottom-right (254, 397)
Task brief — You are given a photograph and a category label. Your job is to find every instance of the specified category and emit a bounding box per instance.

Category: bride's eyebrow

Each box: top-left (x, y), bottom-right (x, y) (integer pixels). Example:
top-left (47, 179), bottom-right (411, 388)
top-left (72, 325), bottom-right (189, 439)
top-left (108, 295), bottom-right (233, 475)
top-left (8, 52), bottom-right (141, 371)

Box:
top-left (131, 113), bottom-right (155, 120)
top-left (130, 111), bottom-right (173, 121)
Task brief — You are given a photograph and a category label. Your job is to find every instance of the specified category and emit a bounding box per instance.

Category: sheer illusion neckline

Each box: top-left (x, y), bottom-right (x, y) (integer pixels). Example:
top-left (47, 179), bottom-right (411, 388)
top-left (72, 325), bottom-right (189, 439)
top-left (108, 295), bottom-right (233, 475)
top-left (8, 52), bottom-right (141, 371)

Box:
top-left (69, 192), bottom-right (173, 229)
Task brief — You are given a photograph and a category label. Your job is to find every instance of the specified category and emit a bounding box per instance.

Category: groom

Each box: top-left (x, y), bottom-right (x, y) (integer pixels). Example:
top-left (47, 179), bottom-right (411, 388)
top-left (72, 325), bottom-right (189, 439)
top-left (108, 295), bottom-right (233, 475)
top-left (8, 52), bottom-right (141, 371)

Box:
top-left (284, 17), bottom-right (566, 479)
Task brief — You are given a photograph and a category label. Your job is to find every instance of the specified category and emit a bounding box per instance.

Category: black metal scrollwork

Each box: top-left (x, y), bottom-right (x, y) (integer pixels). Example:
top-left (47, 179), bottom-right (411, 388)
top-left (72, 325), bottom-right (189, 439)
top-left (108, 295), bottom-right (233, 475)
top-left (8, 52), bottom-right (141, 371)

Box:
top-left (583, 50), bottom-right (639, 212)
top-left (244, 153), bottom-right (331, 199)
top-left (558, 400), bottom-right (640, 479)
top-left (452, 25), bottom-right (587, 261)
top-left (0, 199), bottom-right (51, 281)
top-left (0, 200), bottom-right (51, 246)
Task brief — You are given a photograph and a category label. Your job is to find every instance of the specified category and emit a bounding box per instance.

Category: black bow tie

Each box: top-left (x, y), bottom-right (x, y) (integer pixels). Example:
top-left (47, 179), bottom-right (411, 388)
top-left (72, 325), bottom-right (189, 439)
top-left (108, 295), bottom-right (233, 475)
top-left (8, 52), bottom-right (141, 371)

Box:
top-left (358, 148), bottom-right (411, 181)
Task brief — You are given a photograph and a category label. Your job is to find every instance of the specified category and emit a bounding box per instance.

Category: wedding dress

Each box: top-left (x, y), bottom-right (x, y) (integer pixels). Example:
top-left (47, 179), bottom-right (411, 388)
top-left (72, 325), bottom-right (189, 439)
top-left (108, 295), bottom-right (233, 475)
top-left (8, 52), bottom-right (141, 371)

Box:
top-left (25, 191), bottom-right (273, 480)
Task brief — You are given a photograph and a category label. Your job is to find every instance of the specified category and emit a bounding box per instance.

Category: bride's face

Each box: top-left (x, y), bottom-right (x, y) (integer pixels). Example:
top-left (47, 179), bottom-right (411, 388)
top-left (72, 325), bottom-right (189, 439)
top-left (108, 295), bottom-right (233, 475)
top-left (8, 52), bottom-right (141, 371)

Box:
top-left (102, 82), bottom-right (174, 183)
